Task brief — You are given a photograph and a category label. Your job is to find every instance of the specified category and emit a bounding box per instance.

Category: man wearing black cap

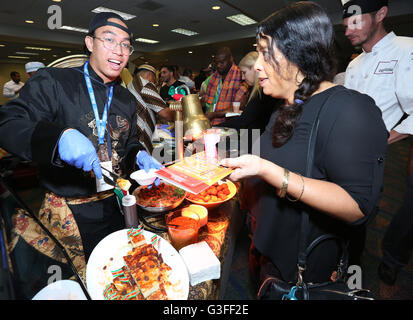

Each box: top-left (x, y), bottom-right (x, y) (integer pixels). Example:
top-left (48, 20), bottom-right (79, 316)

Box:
top-left (342, 0), bottom-right (413, 295)
top-left (0, 12), bottom-right (161, 286)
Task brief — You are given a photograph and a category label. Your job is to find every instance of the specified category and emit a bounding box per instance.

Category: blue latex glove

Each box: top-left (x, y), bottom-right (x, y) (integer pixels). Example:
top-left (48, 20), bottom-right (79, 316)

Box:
top-left (136, 151), bottom-right (162, 187)
top-left (58, 129), bottom-right (102, 179)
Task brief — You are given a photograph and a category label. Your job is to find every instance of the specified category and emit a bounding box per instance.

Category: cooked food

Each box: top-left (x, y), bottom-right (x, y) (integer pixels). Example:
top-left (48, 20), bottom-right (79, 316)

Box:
top-left (127, 227), bottom-right (146, 248)
top-left (103, 229), bottom-right (173, 300)
top-left (135, 182), bottom-right (186, 208)
top-left (117, 178), bottom-right (132, 191)
top-left (187, 182), bottom-right (231, 203)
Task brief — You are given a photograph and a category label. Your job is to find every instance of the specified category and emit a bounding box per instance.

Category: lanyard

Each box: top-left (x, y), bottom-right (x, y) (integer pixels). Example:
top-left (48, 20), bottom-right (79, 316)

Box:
top-left (83, 61), bottom-right (114, 145)
top-left (212, 78), bottom-right (223, 112)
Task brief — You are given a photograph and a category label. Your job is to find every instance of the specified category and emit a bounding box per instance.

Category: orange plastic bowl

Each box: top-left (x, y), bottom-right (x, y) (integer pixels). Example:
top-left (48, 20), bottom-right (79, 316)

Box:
top-left (186, 180), bottom-right (237, 209)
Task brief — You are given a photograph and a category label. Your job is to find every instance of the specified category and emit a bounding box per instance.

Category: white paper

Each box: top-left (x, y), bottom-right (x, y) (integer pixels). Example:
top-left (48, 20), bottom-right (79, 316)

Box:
top-left (179, 241), bottom-right (221, 286)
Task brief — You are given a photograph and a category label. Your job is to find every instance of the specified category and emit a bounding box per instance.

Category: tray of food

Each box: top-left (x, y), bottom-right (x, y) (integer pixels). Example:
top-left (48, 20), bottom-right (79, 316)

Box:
top-left (133, 182), bottom-right (187, 213)
top-left (186, 180), bottom-right (236, 209)
top-left (86, 228), bottom-right (189, 300)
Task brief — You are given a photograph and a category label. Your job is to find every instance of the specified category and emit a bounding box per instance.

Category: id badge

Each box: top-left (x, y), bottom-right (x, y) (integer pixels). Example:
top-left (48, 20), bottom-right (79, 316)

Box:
top-left (96, 160), bottom-right (114, 193)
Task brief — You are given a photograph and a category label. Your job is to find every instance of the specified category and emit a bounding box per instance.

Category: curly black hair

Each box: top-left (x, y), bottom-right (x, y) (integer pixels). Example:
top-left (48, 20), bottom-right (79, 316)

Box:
top-left (256, 1), bottom-right (337, 147)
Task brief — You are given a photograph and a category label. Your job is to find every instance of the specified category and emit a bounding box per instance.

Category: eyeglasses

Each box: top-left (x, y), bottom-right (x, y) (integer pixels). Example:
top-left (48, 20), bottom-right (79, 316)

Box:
top-left (93, 36), bottom-right (134, 55)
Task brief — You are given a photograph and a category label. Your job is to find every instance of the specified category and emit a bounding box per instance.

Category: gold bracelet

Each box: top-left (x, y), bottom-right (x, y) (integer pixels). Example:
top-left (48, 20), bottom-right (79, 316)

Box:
top-left (278, 168), bottom-right (290, 198)
top-left (286, 172), bottom-right (305, 202)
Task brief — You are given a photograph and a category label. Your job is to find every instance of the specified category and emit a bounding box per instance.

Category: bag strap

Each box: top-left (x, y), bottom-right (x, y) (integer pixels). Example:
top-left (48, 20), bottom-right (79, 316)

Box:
top-left (295, 87), bottom-right (349, 284)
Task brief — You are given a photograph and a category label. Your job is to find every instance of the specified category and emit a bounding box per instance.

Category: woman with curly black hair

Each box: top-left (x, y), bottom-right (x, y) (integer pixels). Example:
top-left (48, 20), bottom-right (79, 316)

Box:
top-left (221, 1), bottom-right (388, 292)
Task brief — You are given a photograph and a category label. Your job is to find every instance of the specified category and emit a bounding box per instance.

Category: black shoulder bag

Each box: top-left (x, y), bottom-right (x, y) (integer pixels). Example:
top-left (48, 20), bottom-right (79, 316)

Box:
top-left (257, 88), bottom-right (374, 300)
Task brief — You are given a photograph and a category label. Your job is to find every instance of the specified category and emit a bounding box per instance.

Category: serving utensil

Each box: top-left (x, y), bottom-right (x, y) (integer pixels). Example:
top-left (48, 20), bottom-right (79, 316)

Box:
top-left (101, 166), bottom-right (120, 180)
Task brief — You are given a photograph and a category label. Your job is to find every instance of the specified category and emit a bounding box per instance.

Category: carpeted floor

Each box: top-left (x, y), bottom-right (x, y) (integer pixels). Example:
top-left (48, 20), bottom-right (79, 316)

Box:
top-left (223, 137), bottom-right (413, 300)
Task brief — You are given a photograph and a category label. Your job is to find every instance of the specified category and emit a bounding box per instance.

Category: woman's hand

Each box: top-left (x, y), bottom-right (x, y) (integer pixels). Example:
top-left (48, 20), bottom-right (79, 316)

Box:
top-left (220, 154), bottom-right (263, 181)
top-left (222, 155), bottom-right (364, 223)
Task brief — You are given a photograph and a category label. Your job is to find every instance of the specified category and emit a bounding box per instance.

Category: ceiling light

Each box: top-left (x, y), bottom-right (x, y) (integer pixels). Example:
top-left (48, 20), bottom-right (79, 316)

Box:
top-left (153, 24), bottom-right (159, 27)
top-left (188, 51), bottom-right (193, 54)
top-left (25, 46), bottom-right (52, 51)
top-left (25, 20), bottom-right (34, 24)
top-left (252, 43), bottom-right (257, 47)
top-left (212, 6), bottom-right (221, 10)
top-left (135, 38), bottom-right (159, 44)
top-left (66, 50), bottom-right (72, 53)
top-left (58, 25), bottom-right (89, 33)
top-left (53, 54), bottom-right (58, 57)
top-left (0, 44), bottom-right (5, 47)
top-left (226, 14), bottom-right (257, 26)
top-left (92, 7), bottom-right (136, 20)
top-left (8, 56), bottom-right (30, 59)
top-left (171, 28), bottom-right (199, 36)
top-left (15, 52), bottom-right (39, 56)
top-left (53, 0), bottom-right (62, 2)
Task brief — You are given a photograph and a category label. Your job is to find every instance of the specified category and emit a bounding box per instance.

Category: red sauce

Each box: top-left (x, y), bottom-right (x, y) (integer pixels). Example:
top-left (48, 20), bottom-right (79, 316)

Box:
top-left (168, 216), bottom-right (199, 250)
top-left (169, 216), bottom-right (198, 230)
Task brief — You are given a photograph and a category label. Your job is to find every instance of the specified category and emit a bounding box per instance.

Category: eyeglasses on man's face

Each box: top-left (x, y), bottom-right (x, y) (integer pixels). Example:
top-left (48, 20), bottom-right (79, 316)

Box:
top-left (93, 36), bottom-right (134, 55)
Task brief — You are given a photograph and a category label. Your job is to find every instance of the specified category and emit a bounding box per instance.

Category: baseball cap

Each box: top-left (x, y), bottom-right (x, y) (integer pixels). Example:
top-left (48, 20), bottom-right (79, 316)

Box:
top-left (25, 61), bottom-right (45, 73)
top-left (88, 12), bottom-right (133, 39)
top-left (137, 64), bottom-right (156, 75)
top-left (342, 0), bottom-right (388, 18)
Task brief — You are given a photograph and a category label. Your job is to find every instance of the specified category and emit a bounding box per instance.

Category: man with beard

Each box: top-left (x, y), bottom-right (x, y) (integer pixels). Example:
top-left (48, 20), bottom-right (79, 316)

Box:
top-left (342, 0), bottom-right (413, 296)
top-left (159, 65), bottom-right (185, 103)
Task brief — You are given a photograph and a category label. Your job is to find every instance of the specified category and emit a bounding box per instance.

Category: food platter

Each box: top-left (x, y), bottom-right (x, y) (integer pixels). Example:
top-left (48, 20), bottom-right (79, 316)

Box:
top-left (133, 182), bottom-right (187, 213)
top-left (86, 229), bottom-right (189, 300)
top-left (186, 180), bottom-right (237, 209)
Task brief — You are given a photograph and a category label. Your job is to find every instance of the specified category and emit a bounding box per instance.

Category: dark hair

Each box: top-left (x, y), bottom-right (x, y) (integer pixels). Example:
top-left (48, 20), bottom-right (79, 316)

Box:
top-left (10, 71), bottom-right (19, 78)
top-left (257, 1), bottom-right (336, 147)
top-left (160, 65), bottom-right (178, 80)
top-left (183, 68), bottom-right (192, 77)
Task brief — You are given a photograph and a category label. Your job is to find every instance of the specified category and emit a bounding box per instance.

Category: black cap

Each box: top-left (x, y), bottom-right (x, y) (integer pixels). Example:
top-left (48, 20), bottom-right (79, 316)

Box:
top-left (342, 0), bottom-right (388, 18)
top-left (88, 12), bottom-right (133, 39)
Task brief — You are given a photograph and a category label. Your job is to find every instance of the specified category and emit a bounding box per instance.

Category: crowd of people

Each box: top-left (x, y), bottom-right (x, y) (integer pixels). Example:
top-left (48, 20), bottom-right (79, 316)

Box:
top-left (0, 0), bottom-right (412, 300)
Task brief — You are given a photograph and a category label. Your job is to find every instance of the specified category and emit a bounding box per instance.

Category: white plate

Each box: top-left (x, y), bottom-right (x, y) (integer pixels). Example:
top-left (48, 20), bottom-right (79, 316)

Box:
top-left (32, 280), bottom-right (87, 300)
top-left (86, 229), bottom-right (189, 300)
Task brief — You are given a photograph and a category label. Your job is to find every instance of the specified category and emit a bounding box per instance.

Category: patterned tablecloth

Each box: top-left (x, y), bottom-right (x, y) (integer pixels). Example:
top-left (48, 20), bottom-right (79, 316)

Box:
top-left (139, 190), bottom-right (243, 300)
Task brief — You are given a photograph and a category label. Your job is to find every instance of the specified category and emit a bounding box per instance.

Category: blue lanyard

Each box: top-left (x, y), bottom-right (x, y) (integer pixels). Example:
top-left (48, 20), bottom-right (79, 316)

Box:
top-left (83, 61), bottom-right (114, 145)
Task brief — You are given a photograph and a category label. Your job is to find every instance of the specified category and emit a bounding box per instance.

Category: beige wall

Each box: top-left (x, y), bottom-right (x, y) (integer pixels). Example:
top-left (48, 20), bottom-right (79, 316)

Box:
top-left (0, 62), bottom-right (28, 106)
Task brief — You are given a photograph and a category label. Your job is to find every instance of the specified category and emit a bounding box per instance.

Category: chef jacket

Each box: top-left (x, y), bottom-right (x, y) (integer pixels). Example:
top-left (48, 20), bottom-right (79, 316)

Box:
top-left (3, 80), bottom-right (24, 100)
top-left (344, 32), bottom-right (413, 135)
top-left (0, 64), bottom-right (143, 197)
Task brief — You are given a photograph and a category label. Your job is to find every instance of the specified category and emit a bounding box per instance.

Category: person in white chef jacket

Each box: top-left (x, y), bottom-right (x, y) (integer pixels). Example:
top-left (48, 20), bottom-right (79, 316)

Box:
top-left (2, 71), bottom-right (24, 101)
top-left (342, 0), bottom-right (413, 296)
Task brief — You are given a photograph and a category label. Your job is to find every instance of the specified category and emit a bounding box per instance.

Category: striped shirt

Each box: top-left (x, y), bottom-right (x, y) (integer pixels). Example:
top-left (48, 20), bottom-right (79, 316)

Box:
top-left (127, 76), bottom-right (168, 153)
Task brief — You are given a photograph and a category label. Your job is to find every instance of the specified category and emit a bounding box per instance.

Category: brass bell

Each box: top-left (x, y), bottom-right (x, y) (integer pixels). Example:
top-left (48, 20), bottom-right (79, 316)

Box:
top-left (181, 94), bottom-right (211, 139)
